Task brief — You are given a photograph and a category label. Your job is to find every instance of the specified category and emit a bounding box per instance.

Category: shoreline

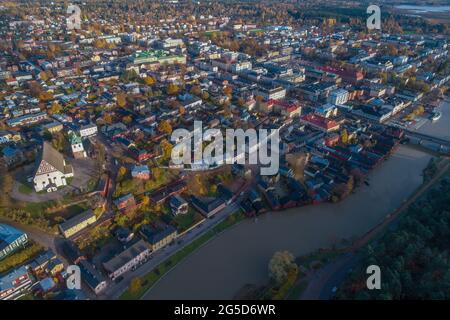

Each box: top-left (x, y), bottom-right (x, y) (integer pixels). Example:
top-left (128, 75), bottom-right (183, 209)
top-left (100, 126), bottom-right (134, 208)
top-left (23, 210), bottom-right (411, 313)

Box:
top-left (143, 145), bottom-right (433, 300)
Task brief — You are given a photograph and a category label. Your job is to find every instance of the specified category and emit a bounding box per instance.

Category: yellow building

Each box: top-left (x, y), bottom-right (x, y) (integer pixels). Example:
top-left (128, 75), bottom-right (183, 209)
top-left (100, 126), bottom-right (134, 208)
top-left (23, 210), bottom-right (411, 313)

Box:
top-left (140, 224), bottom-right (177, 252)
top-left (43, 121), bottom-right (64, 134)
top-left (59, 210), bottom-right (96, 238)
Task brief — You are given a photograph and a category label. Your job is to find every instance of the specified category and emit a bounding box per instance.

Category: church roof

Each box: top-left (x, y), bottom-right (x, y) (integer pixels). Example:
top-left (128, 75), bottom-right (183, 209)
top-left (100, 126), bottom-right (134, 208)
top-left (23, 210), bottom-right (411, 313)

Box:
top-left (35, 141), bottom-right (67, 175)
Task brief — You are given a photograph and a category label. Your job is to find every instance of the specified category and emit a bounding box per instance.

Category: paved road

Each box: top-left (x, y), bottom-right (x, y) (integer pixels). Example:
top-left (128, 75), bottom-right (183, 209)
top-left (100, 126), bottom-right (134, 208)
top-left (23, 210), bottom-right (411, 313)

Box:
top-left (98, 201), bottom-right (241, 300)
top-left (0, 216), bottom-right (71, 268)
top-left (301, 157), bottom-right (450, 300)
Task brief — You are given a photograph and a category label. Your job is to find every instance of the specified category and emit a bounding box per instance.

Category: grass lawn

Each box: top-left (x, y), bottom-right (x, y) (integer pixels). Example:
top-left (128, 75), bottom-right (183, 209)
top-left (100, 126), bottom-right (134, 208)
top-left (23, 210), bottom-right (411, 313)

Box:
top-left (286, 280), bottom-right (308, 300)
top-left (18, 183), bottom-right (34, 195)
top-left (173, 209), bottom-right (203, 233)
top-left (120, 210), bottom-right (245, 300)
top-left (0, 241), bottom-right (43, 274)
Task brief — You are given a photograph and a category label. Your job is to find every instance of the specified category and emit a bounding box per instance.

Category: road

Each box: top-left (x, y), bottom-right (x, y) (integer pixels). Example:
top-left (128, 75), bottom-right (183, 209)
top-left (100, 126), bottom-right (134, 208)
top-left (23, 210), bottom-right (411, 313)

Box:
top-left (301, 157), bottom-right (450, 300)
top-left (98, 200), bottom-right (242, 300)
top-left (0, 216), bottom-right (72, 268)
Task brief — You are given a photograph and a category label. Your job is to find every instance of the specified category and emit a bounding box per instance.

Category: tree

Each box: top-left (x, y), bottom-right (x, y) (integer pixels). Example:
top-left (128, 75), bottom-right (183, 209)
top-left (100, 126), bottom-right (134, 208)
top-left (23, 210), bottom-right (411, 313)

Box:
top-left (39, 71), bottom-right (48, 81)
top-left (341, 128), bottom-right (349, 144)
top-left (223, 86), bottom-right (233, 96)
top-left (143, 76), bottom-right (156, 86)
top-left (129, 277), bottom-right (142, 294)
top-left (158, 120), bottom-right (173, 135)
top-left (201, 91), bottom-right (210, 100)
top-left (52, 133), bottom-right (67, 152)
top-left (152, 167), bottom-right (162, 180)
top-left (38, 91), bottom-right (54, 102)
top-left (160, 139), bottom-right (173, 160)
top-left (187, 174), bottom-right (207, 196)
top-left (116, 93), bottom-right (127, 108)
top-left (190, 85), bottom-right (202, 96)
top-left (268, 251), bottom-right (297, 285)
top-left (166, 83), bottom-right (179, 95)
top-left (103, 113), bottom-right (113, 124)
top-left (118, 166), bottom-right (128, 180)
top-left (49, 101), bottom-right (62, 115)
top-left (141, 195), bottom-right (150, 207)
top-left (123, 115), bottom-right (133, 124)
top-left (0, 159), bottom-right (12, 207)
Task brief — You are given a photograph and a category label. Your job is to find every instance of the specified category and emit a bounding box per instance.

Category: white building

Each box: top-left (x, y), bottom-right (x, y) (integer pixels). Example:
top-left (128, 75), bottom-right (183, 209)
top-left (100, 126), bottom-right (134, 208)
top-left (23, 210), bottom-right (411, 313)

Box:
top-left (33, 142), bottom-right (74, 193)
top-left (255, 86), bottom-right (286, 101)
top-left (79, 123), bottom-right (98, 138)
top-left (70, 134), bottom-right (87, 159)
top-left (328, 89), bottom-right (349, 105)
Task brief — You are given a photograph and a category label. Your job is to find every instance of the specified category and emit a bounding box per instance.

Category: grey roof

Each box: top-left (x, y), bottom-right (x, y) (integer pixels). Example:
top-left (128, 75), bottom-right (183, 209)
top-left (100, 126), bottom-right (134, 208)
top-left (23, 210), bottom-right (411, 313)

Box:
top-left (140, 224), bottom-right (177, 245)
top-left (78, 260), bottom-right (106, 291)
top-left (60, 210), bottom-right (95, 232)
top-left (40, 141), bottom-right (66, 174)
top-left (103, 239), bottom-right (149, 273)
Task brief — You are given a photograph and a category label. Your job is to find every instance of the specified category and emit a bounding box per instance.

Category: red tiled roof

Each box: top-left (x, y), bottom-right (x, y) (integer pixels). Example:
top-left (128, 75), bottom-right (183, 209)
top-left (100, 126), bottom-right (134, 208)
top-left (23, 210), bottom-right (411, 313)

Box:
top-left (300, 113), bottom-right (339, 130)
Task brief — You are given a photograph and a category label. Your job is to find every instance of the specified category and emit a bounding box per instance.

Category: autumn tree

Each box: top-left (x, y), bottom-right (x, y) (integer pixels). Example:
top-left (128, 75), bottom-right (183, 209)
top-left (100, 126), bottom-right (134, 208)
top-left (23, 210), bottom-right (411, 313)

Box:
top-left (223, 86), bottom-right (233, 96)
top-left (201, 91), bottom-right (210, 100)
top-left (341, 128), bottom-right (349, 144)
top-left (158, 120), bottom-right (173, 135)
top-left (143, 76), bottom-right (156, 86)
top-left (0, 159), bottom-right (13, 207)
top-left (116, 93), bottom-right (127, 108)
top-left (160, 139), bottom-right (173, 160)
top-left (118, 166), bottom-right (128, 180)
top-left (166, 83), bottom-right (179, 95)
top-left (103, 113), bottom-right (113, 124)
top-left (123, 115), bottom-right (133, 124)
top-left (129, 277), bottom-right (142, 295)
top-left (187, 174), bottom-right (207, 196)
top-left (268, 251), bottom-right (298, 285)
top-left (52, 133), bottom-right (67, 153)
top-left (49, 101), bottom-right (62, 115)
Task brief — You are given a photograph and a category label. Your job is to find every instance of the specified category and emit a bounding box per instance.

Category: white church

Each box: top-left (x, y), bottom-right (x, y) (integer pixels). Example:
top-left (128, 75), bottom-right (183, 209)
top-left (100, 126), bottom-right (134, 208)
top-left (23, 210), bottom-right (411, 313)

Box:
top-left (33, 142), bottom-right (74, 192)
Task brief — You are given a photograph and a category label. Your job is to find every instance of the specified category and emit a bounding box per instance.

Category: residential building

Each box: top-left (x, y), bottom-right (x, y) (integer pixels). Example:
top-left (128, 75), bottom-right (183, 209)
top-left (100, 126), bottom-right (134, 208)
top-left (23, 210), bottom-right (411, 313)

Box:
top-left (78, 260), bottom-right (108, 295)
top-left (191, 196), bottom-right (226, 218)
top-left (328, 89), bottom-right (349, 105)
top-left (140, 223), bottom-right (178, 251)
top-left (59, 210), bottom-right (97, 238)
top-left (169, 195), bottom-right (188, 215)
top-left (0, 266), bottom-right (32, 300)
top-left (0, 224), bottom-right (28, 260)
top-left (79, 124), bottom-right (98, 138)
top-left (131, 165), bottom-right (151, 180)
top-left (103, 239), bottom-right (151, 280)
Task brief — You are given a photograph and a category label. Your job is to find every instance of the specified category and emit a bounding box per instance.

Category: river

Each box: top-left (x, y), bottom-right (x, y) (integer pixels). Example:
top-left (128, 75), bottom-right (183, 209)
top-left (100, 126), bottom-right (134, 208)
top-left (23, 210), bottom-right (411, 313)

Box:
top-left (143, 145), bottom-right (433, 299)
top-left (415, 99), bottom-right (450, 140)
top-left (395, 5), bottom-right (450, 14)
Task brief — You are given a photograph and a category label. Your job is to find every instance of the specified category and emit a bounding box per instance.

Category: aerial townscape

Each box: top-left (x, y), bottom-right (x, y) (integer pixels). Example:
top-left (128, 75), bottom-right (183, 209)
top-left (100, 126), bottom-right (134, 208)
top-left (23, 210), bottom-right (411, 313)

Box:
top-left (0, 0), bottom-right (449, 304)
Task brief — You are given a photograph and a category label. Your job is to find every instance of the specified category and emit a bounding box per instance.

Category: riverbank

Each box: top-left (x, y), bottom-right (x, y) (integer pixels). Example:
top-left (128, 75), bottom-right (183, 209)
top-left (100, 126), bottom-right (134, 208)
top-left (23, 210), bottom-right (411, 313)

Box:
top-left (143, 145), bottom-right (433, 300)
top-left (120, 210), bottom-right (245, 299)
top-left (299, 156), bottom-right (450, 299)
